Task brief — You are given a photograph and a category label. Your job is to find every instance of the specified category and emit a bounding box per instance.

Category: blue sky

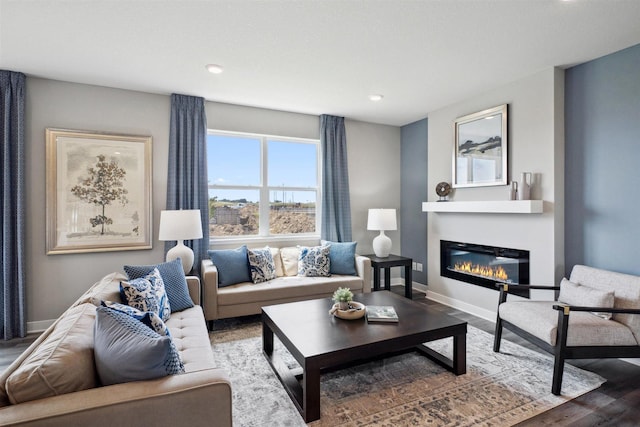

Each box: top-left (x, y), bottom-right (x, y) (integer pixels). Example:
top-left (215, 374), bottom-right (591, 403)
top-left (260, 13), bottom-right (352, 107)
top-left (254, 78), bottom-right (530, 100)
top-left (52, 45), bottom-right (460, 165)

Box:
top-left (207, 134), bottom-right (318, 203)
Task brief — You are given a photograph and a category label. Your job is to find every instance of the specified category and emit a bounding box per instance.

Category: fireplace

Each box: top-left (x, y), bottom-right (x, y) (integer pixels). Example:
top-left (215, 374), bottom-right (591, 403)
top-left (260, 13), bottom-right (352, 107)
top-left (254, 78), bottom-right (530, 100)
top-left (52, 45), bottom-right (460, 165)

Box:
top-left (440, 240), bottom-right (530, 298)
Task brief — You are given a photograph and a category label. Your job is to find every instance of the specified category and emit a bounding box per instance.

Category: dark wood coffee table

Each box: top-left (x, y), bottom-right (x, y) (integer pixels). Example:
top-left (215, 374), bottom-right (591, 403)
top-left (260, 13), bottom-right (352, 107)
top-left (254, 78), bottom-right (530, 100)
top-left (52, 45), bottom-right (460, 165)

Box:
top-left (261, 291), bottom-right (467, 422)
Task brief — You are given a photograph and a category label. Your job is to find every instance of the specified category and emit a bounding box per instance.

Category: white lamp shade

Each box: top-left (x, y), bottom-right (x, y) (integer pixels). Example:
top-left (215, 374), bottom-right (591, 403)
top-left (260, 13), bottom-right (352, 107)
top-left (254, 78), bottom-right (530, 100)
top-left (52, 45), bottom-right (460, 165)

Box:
top-left (158, 210), bottom-right (203, 274)
top-left (367, 209), bottom-right (397, 231)
top-left (158, 210), bottom-right (203, 241)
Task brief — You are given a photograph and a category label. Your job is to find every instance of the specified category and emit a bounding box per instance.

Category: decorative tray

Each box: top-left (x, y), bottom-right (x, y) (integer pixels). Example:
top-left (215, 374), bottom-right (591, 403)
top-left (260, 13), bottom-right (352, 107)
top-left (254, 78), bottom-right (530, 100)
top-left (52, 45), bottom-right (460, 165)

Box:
top-left (330, 301), bottom-right (366, 320)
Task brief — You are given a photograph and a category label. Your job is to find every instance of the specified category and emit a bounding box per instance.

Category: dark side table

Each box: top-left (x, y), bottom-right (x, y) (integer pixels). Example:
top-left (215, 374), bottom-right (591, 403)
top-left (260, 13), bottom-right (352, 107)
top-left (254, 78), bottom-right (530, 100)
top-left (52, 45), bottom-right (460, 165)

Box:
top-left (363, 254), bottom-right (413, 299)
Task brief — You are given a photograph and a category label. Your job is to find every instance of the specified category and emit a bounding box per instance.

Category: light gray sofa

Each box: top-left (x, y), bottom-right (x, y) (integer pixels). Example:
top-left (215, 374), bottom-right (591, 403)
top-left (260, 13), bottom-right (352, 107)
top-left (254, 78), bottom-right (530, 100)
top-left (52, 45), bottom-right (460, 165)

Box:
top-left (0, 272), bottom-right (232, 427)
top-left (202, 246), bottom-right (371, 322)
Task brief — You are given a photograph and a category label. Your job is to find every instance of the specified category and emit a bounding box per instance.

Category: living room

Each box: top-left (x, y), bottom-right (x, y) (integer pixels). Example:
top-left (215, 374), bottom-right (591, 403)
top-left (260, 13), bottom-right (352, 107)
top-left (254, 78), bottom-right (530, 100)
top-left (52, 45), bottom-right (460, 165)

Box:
top-left (2, 1), bottom-right (640, 425)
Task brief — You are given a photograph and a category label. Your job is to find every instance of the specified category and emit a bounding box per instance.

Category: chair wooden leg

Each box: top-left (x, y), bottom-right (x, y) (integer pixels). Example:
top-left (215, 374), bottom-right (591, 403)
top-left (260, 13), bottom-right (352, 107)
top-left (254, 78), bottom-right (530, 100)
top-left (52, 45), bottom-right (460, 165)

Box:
top-left (493, 316), bottom-right (503, 353)
top-left (552, 353), bottom-right (565, 395)
top-left (552, 308), bottom-right (570, 395)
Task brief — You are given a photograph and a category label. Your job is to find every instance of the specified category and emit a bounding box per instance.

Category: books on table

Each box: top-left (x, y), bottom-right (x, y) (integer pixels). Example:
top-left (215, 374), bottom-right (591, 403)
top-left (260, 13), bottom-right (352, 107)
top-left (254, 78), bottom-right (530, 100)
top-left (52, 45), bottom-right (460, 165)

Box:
top-left (366, 305), bottom-right (399, 323)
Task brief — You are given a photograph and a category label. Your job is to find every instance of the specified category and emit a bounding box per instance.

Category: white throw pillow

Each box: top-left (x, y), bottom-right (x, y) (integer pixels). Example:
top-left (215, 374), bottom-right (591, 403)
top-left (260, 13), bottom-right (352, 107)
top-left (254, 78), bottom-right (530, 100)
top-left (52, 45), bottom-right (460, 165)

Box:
top-left (558, 277), bottom-right (614, 320)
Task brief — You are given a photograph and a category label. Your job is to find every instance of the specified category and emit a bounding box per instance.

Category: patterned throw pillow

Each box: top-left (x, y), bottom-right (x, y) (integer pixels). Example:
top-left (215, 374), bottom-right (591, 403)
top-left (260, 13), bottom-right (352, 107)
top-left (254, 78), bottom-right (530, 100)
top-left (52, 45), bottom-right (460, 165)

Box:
top-left (101, 301), bottom-right (171, 337)
top-left (120, 268), bottom-right (171, 321)
top-left (298, 245), bottom-right (331, 277)
top-left (248, 247), bottom-right (277, 283)
top-left (124, 259), bottom-right (194, 312)
top-left (94, 307), bottom-right (184, 386)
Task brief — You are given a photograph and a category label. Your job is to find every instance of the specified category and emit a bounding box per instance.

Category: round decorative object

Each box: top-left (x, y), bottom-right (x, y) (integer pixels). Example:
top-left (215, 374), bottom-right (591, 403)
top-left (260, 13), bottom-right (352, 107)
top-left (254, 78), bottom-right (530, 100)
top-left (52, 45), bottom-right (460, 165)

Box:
top-left (436, 181), bottom-right (452, 198)
top-left (331, 301), bottom-right (366, 320)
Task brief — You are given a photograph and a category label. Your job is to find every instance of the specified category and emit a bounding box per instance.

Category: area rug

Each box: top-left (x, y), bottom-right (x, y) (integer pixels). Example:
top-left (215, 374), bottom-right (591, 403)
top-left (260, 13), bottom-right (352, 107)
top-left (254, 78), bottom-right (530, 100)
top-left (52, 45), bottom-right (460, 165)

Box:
top-left (209, 320), bottom-right (605, 426)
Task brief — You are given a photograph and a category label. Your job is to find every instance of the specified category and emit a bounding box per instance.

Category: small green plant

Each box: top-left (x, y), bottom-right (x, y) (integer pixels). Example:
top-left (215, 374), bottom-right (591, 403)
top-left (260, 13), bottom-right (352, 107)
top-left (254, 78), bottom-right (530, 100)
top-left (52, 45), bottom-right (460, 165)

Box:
top-left (332, 287), bottom-right (353, 304)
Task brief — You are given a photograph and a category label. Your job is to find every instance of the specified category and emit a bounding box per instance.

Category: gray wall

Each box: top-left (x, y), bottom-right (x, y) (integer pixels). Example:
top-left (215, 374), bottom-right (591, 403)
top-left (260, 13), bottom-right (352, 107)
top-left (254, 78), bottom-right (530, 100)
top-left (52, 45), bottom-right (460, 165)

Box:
top-left (565, 43), bottom-right (640, 276)
top-left (24, 78), bottom-right (401, 329)
top-left (400, 118), bottom-right (428, 284)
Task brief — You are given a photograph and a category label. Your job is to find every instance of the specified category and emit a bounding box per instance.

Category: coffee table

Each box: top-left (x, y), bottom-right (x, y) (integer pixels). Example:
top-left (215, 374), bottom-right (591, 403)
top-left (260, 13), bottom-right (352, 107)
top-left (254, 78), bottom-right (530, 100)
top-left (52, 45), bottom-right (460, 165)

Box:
top-left (261, 291), bottom-right (467, 422)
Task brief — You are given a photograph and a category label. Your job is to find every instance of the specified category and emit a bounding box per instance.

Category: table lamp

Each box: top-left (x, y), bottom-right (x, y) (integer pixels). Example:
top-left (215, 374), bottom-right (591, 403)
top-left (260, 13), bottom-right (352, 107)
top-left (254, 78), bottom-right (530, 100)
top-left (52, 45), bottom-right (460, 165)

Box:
top-left (367, 208), bottom-right (397, 258)
top-left (158, 209), bottom-right (203, 274)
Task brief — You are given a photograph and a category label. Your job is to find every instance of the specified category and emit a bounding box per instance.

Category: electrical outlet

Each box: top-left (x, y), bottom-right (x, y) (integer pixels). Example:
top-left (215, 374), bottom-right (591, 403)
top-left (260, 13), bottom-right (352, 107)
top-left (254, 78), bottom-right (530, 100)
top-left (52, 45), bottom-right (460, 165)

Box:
top-left (416, 263), bottom-right (423, 272)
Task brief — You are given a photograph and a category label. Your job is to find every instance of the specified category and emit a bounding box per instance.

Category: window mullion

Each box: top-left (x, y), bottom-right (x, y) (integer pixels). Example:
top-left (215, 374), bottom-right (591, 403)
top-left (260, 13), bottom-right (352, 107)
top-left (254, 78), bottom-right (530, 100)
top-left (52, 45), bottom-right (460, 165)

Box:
top-left (259, 137), bottom-right (270, 236)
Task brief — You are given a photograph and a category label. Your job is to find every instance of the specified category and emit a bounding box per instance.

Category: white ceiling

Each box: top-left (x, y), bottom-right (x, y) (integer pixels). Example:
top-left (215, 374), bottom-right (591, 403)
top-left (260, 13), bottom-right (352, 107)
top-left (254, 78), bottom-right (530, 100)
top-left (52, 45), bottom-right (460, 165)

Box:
top-left (2, 0), bottom-right (640, 126)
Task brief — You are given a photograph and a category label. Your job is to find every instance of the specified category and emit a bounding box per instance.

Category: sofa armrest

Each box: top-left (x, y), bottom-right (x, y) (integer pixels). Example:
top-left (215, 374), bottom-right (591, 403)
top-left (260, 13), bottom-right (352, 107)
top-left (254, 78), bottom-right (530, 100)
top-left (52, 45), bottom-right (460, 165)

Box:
top-left (355, 255), bottom-right (372, 293)
top-left (0, 368), bottom-right (232, 427)
top-left (201, 259), bottom-right (219, 321)
top-left (186, 275), bottom-right (201, 306)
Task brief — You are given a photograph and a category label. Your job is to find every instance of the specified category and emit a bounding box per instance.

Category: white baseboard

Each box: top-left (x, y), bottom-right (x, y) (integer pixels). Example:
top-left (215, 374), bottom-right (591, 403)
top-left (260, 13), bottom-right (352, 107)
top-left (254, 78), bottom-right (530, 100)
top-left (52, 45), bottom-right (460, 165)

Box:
top-left (27, 319), bottom-right (55, 334)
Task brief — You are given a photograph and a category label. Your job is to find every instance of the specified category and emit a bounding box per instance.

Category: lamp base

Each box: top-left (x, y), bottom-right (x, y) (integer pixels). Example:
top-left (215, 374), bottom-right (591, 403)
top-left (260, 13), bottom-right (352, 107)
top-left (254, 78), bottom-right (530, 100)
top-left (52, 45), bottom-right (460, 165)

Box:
top-left (166, 241), bottom-right (194, 274)
top-left (372, 231), bottom-right (392, 258)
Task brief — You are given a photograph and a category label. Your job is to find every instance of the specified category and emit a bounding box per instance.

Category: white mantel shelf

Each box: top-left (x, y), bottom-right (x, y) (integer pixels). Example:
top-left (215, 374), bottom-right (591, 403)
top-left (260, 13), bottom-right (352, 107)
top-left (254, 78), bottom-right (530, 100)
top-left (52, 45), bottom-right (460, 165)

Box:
top-left (422, 200), bottom-right (544, 214)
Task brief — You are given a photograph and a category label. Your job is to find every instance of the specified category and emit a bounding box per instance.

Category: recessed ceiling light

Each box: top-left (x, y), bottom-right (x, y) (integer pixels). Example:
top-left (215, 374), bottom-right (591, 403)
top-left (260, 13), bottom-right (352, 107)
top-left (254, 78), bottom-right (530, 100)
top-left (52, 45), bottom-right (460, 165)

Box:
top-left (369, 94), bottom-right (384, 102)
top-left (205, 64), bottom-right (224, 74)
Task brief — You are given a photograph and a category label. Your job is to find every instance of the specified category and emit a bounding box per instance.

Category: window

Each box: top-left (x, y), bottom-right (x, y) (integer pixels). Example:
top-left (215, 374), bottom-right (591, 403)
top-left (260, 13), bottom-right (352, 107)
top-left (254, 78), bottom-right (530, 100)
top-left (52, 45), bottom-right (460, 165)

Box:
top-left (207, 130), bottom-right (320, 239)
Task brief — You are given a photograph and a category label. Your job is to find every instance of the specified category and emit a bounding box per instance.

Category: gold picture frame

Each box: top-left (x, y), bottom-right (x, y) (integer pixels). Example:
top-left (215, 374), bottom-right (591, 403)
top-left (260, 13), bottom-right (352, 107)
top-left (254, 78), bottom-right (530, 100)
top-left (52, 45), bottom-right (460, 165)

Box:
top-left (46, 128), bottom-right (152, 254)
top-left (453, 104), bottom-right (508, 188)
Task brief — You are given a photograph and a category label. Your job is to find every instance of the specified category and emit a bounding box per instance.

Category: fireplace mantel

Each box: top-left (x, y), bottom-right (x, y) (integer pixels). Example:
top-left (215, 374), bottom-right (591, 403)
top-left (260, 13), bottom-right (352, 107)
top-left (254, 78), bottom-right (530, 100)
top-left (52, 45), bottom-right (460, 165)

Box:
top-left (422, 200), bottom-right (543, 214)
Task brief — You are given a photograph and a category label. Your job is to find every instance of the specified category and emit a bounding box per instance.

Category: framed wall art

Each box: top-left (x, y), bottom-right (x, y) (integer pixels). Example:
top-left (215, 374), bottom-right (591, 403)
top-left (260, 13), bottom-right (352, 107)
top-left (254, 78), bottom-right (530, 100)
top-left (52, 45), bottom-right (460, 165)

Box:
top-left (453, 104), bottom-right (508, 188)
top-left (46, 128), bottom-right (152, 254)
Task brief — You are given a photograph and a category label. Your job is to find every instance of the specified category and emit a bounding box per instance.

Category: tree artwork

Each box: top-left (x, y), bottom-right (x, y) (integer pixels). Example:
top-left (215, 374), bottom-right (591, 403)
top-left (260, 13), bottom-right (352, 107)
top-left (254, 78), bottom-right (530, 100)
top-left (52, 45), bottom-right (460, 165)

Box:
top-left (70, 154), bottom-right (129, 235)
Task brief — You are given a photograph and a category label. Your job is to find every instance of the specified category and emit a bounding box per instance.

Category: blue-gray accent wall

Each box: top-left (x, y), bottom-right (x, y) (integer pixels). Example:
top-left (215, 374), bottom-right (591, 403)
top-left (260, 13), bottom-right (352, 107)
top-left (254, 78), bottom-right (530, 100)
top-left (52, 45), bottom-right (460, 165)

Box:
top-left (400, 118), bottom-right (428, 283)
top-left (565, 43), bottom-right (640, 276)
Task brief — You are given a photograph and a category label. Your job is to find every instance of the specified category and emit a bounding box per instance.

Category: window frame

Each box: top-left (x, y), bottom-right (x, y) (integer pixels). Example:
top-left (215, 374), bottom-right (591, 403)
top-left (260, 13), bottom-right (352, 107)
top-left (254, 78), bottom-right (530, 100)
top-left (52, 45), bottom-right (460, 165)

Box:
top-left (207, 129), bottom-right (322, 244)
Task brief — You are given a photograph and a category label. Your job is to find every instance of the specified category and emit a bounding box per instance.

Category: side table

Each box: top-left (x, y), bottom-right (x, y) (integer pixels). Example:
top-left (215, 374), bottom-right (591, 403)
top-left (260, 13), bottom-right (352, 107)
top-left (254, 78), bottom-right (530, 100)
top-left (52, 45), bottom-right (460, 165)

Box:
top-left (363, 254), bottom-right (413, 299)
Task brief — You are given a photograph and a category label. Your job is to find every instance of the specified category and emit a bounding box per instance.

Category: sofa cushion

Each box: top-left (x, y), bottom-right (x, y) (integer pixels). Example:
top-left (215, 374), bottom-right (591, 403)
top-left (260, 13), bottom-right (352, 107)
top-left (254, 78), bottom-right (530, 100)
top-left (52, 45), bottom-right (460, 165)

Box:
top-left (558, 277), bottom-right (614, 320)
top-left (217, 275), bottom-right (364, 306)
top-left (322, 240), bottom-right (357, 275)
top-left (280, 246), bottom-right (300, 276)
top-left (5, 303), bottom-right (98, 404)
top-left (166, 306), bottom-right (215, 373)
top-left (120, 268), bottom-right (171, 321)
top-left (124, 259), bottom-right (194, 312)
top-left (101, 301), bottom-right (171, 337)
top-left (248, 247), bottom-right (277, 283)
top-left (94, 307), bottom-right (185, 386)
top-left (298, 245), bottom-right (331, 277)
top-left (499, 300), bottom-right (637, 347)
top-left (208, 246), bottom-right (251, 287)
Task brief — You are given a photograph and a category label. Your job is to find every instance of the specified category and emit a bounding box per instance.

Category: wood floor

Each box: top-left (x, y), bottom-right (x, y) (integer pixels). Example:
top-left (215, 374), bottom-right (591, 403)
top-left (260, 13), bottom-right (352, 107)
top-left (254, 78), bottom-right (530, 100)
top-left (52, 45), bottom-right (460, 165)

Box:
top-left (2, 290), bottom-right (640, 426)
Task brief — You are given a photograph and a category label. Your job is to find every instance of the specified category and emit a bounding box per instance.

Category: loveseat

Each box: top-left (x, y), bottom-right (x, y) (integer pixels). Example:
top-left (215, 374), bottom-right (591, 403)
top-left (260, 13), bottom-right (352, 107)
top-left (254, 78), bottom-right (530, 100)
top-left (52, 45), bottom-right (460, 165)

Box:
top-left (202, 245), bottom-right (372, 323)
top-left (0, 272), bottom-right (232, 427)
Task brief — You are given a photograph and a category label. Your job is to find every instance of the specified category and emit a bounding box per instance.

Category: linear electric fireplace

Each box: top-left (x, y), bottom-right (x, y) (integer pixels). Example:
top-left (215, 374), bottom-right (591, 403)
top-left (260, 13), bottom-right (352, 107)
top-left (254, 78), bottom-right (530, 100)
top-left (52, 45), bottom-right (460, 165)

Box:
top-left (440, 240), bottom-right (530, 298)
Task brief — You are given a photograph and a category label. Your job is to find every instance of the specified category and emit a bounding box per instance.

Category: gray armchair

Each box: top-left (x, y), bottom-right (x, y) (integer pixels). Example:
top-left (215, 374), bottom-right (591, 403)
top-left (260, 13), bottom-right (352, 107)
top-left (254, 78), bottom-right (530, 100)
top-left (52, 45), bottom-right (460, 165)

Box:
top-left (493, 265), bottom-right (640, 395)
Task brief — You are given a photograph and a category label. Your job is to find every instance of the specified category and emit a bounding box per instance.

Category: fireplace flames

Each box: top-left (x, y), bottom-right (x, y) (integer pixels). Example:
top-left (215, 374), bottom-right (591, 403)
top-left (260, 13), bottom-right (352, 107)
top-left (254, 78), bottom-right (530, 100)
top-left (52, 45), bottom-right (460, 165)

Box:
top-left (453, 261), bottom-right (509, 282)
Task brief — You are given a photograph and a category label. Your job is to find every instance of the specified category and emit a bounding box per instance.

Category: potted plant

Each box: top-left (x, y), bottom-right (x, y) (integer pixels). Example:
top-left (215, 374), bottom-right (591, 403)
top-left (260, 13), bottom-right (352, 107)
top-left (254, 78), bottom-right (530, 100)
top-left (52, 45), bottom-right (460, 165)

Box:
top-left (332, 287), bottom-right (354, 310)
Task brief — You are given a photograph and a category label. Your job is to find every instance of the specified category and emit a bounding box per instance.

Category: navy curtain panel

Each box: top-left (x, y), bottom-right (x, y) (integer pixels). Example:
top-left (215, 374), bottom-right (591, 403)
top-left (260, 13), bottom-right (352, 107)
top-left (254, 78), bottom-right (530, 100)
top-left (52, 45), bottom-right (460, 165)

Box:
top-left (1, 70), bottom-right (26, 340)
top-left (320, 114), bottom-right (352, 242)
top-left (167, 94), bottom-right (209, 274)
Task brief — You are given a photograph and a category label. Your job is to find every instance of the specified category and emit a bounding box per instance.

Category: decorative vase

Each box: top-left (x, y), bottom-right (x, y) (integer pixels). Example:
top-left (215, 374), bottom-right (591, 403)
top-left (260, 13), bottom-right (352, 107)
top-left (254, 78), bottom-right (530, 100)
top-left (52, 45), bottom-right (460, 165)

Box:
top-left (510, 182), bottom-right (518, 200)
top-left (339, 301), bottom-right (349, 310)
top-left (518, 172), bottom-right (531, 200)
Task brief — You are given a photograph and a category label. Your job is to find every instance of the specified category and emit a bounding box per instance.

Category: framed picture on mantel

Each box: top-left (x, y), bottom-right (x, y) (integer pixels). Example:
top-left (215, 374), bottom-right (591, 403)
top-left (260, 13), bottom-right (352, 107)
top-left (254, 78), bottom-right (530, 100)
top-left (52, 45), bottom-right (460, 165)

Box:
top-left (453, 104), bottom-right (508, 188)
top-left (46, 128), bottom-right (153, 255)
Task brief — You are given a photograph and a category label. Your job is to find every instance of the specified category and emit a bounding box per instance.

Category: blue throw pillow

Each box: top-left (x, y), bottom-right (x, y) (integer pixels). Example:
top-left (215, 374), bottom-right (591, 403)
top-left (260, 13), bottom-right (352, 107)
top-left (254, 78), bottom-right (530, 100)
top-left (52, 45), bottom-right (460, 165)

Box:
top-left (322, 241), bottom-right (357, 275)
top-left (124, 259), bottom-right (194, 312)
top-left (94, 307), bottom-right (184, 386)
top-left (120, 268), bottom-right (171, 322)
top-left (208, 246), bottom-right (251, 287)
